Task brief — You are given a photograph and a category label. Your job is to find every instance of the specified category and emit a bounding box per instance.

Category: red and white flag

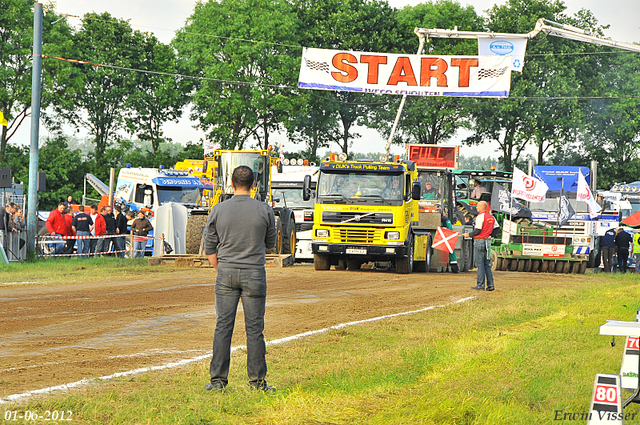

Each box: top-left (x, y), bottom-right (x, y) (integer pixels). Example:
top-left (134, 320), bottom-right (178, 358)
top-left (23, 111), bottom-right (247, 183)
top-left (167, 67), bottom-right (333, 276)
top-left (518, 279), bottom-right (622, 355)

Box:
top-left (511, 166), bottom-right (548, 203)
top-left (279, 142), bottom-right (285, 163)
top-left (577, 169), bottom-right (601, 218)
top-left (432, 227), bottom-right (458, 254)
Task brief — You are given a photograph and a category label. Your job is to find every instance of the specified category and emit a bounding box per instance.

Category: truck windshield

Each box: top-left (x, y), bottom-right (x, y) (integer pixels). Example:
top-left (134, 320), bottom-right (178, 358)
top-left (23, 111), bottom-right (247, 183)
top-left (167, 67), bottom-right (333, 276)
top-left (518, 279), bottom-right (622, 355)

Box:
top-left (455, 176), bottom-right (512, 200)
top-left (417, 172), bottom-right (445, 201)
top-left (272, 188), bottom-right (314, 208)
top-left (529, 194), bottom-right (590, 213)
top-left (216, 152), bottom-right (269, 195)
top-left (317, 172), bottom-right (404, 201)
top-left (157, 187), bottom-right (201, 205)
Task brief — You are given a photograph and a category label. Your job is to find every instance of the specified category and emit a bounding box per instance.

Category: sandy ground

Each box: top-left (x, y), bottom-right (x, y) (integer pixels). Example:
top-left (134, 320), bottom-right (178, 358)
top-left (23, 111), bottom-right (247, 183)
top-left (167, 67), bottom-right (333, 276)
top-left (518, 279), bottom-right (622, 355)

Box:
top-left (0, 264), bottom-right (566, 399)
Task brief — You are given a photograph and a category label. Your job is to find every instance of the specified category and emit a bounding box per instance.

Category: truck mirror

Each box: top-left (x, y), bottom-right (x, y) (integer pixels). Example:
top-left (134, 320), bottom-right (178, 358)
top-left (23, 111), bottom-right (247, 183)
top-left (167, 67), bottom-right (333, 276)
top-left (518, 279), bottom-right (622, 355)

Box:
top-left (303, 175), bottom-right (312, 201)
top-left (411, 182), bottom-right (421, 201)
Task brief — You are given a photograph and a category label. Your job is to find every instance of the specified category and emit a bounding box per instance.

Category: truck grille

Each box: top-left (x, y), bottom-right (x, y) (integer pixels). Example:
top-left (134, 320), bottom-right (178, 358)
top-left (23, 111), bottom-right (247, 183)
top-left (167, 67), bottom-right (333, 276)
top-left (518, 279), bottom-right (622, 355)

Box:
top-left (337, 228), bottom-right (383, 244)
top-left (295, 223), bottom-right (313, 232)
top-left (322, 211), bottom-right (393, 225)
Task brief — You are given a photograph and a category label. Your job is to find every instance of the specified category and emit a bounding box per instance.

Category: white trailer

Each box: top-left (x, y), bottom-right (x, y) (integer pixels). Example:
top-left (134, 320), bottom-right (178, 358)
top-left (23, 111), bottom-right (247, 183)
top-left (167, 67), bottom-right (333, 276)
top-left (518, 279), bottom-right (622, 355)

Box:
top-left (271, 165), bottom-right (318, 261)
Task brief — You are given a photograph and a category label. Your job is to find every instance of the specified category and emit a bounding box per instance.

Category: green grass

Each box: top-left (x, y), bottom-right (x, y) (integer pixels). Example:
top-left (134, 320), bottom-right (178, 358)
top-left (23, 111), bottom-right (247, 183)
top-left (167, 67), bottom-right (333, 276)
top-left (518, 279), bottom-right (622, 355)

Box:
top-left (0, 257), bottom-right (172, 285)
top-left (5, 273), bottom-right (640, 424)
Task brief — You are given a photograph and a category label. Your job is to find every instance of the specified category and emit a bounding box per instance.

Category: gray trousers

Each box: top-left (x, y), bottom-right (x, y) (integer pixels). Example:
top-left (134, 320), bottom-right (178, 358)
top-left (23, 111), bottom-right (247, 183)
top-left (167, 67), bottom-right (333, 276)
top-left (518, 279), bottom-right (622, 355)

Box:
top-left (474, 238), bottom-right (494, 290)
top-left (210, 267), bottom-right (267, 386)
top-left (601, 246), bottom-right (615, 272)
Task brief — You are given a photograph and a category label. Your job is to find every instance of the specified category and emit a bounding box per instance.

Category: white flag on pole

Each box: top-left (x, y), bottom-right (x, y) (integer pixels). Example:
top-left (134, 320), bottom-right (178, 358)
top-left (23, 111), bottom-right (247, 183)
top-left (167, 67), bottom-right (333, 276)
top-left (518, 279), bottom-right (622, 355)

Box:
top-left (577, 169), bottom-right (601, 218)
top-left (478, 38), bottom-right (528, 72)
top-left (511, 167), bottom-right (548, 203)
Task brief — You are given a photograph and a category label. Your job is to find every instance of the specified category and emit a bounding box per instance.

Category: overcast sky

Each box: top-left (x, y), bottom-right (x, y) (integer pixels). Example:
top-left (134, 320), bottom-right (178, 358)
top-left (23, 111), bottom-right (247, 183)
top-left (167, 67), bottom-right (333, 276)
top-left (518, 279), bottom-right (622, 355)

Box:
top-left (30, 0), bottom-right (640, 159)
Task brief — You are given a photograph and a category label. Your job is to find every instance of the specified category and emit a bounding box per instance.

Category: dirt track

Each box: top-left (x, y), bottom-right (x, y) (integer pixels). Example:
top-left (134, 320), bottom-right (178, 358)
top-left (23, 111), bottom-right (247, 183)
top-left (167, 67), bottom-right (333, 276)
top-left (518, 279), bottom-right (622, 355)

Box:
top-left (0, 265), bottom-right (567, 399)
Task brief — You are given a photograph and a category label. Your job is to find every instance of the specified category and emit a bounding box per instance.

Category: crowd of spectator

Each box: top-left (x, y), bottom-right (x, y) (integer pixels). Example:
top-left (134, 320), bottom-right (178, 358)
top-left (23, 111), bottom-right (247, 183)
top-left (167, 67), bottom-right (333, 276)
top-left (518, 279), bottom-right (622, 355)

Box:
top-left (44, 198), bottom-right (152, 258)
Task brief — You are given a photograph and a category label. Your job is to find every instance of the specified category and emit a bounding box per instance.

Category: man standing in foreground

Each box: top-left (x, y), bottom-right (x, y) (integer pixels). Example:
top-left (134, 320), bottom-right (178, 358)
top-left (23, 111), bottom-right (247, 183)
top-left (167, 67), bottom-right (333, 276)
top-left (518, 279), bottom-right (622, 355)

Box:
top-left (463, 201), bottom-right (499, 291)
top-left (204, 165), bottom-right (277, 392)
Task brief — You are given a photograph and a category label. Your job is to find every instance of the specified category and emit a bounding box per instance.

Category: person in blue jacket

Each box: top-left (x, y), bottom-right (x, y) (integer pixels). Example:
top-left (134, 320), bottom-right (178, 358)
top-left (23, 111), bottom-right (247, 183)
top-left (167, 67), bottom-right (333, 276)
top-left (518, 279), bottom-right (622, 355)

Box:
top-left (600, 228), bottom-right (616, 272)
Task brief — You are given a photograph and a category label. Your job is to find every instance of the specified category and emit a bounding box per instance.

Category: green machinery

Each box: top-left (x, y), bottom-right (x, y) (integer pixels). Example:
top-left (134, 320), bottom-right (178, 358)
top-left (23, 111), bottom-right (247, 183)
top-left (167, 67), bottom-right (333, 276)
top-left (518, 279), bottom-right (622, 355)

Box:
top-left (491, 219), bottom-right (588, 274)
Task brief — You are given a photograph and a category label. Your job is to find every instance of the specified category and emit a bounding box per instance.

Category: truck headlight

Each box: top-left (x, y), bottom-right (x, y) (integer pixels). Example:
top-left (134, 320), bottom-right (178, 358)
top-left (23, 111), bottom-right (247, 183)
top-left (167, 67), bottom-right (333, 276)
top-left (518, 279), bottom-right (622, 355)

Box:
top-left (386, 231), bottom-right (400, 240)
top-left (316, 229), bottom-right (329, 238)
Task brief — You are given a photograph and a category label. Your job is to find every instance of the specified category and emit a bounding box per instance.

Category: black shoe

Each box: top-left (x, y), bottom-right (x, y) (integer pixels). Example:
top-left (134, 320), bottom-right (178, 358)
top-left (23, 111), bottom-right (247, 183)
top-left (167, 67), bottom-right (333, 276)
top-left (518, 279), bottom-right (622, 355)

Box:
top-left (250, 380), bottom-right (276, 393)
top-left (486, 287), bottom-right (495, 292)
top-left (450, 263), bottom-right (459, 273)
top-left (205, 380), bottom-right (226, 391)
top-left (470, 286), bottom-right (485, 291)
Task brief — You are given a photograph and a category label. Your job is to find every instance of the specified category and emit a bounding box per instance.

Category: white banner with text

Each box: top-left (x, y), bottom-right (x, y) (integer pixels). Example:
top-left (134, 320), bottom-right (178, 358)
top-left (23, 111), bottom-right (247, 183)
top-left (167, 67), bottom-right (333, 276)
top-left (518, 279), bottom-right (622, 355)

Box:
top-left (298, 47), bottom-right (512, 98)
top-left (478, 38), bottom-right (527, 72)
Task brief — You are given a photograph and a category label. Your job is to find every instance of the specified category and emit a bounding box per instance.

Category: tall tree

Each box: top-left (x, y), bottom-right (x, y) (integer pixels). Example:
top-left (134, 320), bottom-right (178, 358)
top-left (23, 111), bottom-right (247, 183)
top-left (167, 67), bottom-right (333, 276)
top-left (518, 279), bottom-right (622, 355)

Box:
top-left (465, 0), bottom-right (591, 170)
top-left (36, 136), bottom-right (87, 211)
top-left (364, 0), bottom-right (483, 147)
top-left (0, 0), bottom-right (72, 161)
top-left (54, 13), bottom-right (151, 167)
top-left (294, 0), bottom-right (400, 156)
top-left (124, 37), bottom-right (191, 155)
top-left (581, 51), bottom-right (640, 188)
top-left (283, 92), bottom-right (340, 162)
top-left (173, 0), bottom-right (300, 150)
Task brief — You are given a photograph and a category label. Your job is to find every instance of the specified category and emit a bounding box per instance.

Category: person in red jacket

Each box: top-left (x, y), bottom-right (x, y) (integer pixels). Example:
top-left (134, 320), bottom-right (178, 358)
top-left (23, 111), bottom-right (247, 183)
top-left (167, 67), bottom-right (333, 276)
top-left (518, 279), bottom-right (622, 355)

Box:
top-left (94, 206), bottom-right (107, 255)
top-left (62, 207), bottom-right (76, 255)
top-left (46, 203), bottom-right (67, 255)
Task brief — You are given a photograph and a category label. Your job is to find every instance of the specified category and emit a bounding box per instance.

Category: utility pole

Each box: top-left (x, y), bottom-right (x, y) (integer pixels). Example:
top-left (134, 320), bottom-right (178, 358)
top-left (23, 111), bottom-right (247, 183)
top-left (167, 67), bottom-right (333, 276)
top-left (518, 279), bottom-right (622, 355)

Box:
top-left (26, 3), bottom-right (43, 255)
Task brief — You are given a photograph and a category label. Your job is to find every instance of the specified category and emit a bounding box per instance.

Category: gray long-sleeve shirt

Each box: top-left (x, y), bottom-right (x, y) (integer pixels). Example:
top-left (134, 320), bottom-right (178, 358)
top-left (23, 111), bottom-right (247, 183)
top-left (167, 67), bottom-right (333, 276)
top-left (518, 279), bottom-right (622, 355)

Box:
top-left (204, 195), bottom-right (277, 269)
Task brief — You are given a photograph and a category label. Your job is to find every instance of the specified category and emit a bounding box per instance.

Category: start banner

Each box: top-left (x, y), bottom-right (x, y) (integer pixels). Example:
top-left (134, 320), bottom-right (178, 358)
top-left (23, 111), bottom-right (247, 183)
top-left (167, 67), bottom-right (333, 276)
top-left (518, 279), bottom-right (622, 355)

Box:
top-left (298, 47), bottom-right (512, 98)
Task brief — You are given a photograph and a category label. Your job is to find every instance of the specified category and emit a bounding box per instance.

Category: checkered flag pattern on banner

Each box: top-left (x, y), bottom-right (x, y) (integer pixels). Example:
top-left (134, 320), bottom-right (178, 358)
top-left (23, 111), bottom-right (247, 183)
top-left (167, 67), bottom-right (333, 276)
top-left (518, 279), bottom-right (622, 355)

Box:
top-left (305, 58), bottom-right (330, 73)
top-left (477, 66), bottom-right (509, 80)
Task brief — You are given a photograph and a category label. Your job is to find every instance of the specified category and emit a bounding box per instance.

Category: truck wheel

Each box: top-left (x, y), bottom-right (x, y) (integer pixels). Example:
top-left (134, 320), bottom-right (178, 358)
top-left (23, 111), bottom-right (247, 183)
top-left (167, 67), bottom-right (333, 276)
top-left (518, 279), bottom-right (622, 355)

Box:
top-left (562, 261), bottom-right (572, 273)
top-left (346, 261), bottom-right (361, 271)
top-left (490, 251), bottom-right (499, 271)
top-left (314, 254), bottom-right (331, 270)
top-left (414, 234), bottom-right (432, 273)
top-left (467, 240), bottom-right (475, 271)
top-left (274, 216), bottom-right (283, 254)
top-left (36, 229), bottom-right (55, 257)
top-left (579, 262), bottom-right (587, 274)
top-left (186, 214), bottom-right (208, 255)
top-left (509, 258), bottom-right (518, 271)
top-left (517, 259), bottom-right (525, 272)
top-left (282, 217), bottom-right (296, 260)
top-left (571, 261), bottom-right (581, 274)
top-left (592, 239), bottom-right (601, 267)
top-left (541, 260), bottom-right (549, 273)
top-left (124, 238), bottom-right (132, 259)
top-left (396, 235), bottom-right (414, 274)
top-left (461, 239), bottom-right (471, 272)
top-left (501, 258), bottom-right (510, 271)
top-left (547, 261), bottom-right (556, 273)
top-left (531, 259), bottom-right (541, 272)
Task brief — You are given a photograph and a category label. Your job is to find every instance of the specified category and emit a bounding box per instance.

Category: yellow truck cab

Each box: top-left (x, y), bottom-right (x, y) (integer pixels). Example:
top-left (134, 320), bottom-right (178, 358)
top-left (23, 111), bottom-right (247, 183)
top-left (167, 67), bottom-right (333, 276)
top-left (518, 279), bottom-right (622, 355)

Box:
top-left (306, 155), bottom-right (429, 273)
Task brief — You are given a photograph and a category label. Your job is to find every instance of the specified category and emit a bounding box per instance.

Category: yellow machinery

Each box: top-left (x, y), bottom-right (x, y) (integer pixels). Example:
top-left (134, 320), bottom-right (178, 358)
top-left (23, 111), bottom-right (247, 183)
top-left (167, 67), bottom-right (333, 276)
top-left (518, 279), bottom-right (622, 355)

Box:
top-left (304, 154), bottom-right (429, 274)
top-left (183, 149), bottom-right (297, 257)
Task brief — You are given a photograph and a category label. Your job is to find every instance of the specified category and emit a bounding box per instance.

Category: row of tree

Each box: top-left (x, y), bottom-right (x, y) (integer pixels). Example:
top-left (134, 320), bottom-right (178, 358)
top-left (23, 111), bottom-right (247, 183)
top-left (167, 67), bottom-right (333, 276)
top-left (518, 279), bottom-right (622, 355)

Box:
top-left (1, 0), bottom-right (639, 197)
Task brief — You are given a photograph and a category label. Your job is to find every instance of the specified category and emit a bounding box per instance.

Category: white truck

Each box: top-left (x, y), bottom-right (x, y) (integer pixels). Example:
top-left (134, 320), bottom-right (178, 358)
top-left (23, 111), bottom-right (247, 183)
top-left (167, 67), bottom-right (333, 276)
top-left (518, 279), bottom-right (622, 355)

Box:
top-left (529, 165), bottom-right (619, 268)
top-left (114, 165), bottom-right (211, 254)
top-left (271, 165), bottom-right (318, 262)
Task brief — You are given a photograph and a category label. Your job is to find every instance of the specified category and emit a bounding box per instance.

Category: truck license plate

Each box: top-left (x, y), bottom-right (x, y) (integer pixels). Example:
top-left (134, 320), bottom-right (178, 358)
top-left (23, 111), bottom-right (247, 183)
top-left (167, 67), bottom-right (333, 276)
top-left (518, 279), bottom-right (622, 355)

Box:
top-left (346, 248), bottom-right (367, 255)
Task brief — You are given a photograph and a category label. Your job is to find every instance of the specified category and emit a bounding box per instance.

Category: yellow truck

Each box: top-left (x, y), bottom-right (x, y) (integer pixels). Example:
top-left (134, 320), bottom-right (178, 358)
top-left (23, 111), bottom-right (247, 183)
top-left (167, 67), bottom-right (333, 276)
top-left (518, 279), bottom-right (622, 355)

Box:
top-left (183, 149), bottom-right (297, 257)
top-left (304, 154), bottom-right (431, 273)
